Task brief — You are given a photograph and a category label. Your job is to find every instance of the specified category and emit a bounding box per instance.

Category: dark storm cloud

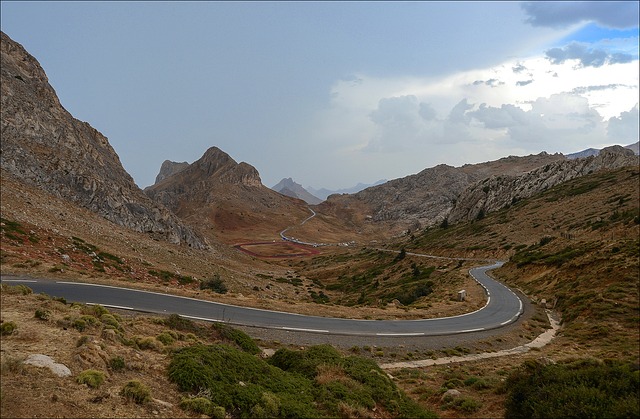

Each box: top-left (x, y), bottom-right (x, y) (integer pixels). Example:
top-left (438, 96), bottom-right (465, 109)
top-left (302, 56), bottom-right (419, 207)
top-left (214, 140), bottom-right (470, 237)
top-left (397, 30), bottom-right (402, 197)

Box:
top-left (522, 1), bottom-right (640, 29)
top-left (545, 42), bottom-right (633, 67)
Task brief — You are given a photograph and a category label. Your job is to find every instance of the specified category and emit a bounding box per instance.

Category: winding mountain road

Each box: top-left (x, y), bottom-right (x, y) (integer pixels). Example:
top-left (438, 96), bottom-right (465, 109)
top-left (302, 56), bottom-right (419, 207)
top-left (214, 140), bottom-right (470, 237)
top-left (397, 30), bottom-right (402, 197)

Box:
top-left (0, 262), bottom-right (522, 337)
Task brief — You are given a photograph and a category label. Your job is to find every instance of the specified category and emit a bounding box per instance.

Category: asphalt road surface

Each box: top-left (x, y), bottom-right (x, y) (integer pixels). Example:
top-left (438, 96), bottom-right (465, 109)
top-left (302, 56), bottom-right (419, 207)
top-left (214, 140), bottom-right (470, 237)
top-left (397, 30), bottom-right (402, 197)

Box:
top-left (1, 262), bottom-right (522, 337)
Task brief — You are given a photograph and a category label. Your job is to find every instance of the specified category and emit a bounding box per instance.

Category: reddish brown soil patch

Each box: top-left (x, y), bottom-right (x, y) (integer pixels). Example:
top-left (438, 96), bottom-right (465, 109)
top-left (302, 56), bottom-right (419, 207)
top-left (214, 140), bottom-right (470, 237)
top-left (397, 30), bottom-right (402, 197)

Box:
top-left (234, 241), bottom-right (320, 258)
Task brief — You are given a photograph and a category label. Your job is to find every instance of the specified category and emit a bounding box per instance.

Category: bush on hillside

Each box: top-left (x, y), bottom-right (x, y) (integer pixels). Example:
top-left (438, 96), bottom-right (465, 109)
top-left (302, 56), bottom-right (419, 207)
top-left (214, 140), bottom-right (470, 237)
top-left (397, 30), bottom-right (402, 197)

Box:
top-left (504, 358), bottom-right (639, 419)
top-left (200, 274), bottom-right (228, 294)
top-left (121, 380), bottom-right (151, 404)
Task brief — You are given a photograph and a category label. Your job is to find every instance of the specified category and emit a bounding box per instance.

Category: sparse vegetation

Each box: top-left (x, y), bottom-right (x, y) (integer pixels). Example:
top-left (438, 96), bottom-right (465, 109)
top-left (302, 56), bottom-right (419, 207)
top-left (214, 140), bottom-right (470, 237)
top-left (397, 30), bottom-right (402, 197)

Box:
top-left (34, 309), bottom-right (50, 320)
top-left (0, 321), bottom-right (17, 336)
top-left (76, 369), bottom-right (106, 388)
top-left (108, 356), bottom-right (126, 371)
top-left (121, 380), bottom-right (151, 404)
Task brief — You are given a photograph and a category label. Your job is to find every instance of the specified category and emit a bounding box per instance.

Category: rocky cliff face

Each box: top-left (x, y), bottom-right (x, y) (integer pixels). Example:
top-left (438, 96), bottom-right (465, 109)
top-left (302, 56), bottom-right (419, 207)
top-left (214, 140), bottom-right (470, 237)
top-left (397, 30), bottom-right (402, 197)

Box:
top-left (321, 153), bottom-right (565, 230)
top-left (0, 32), bottom-right (207, 249)
top-left (448, 146), bottom-right (639, 224)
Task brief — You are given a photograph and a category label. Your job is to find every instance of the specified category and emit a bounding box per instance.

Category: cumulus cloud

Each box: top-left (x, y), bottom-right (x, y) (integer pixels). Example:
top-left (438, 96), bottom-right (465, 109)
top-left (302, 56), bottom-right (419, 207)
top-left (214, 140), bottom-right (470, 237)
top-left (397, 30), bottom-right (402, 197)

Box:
top-left (470, 103), bottom-right (528, 129)
top-left (516, 80), bottom-right (534, 86)
top-left (362, 87), bottom-right (634, 157)
top-left (607, 104), bottom-right (639, 142)
top-left (521, 1), bottom-right (640, 29)
top-left (545, 42), bottom-right (633, 67)
top-left (419, 102), bottom-right (437, 121)
top-left (469, 93), bottom-right (607, 146)
top-left (365, 96), bottom-right (479, 152)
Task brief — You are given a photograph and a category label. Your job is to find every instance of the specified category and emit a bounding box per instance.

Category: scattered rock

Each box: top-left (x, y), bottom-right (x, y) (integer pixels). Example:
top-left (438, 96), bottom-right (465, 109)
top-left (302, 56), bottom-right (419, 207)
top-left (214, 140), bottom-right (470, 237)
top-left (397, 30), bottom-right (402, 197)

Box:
top-left (23, 354), bottom-right (71, 377)
top-left (441, 389), bottom-right (462, 402)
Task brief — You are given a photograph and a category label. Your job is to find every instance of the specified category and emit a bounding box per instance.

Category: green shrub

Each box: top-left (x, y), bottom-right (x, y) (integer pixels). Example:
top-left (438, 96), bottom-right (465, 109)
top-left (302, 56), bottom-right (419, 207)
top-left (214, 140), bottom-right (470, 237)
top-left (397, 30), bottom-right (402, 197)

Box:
top-left (269, 344), bottom-right (341, 378)
top-left (212, 323), bottom-right (260, 354)
top-left (77, 369), bottom-right (106, 388)
top-left (79, 315), bottom-right (100, 327)
top-left (121, 380), bottom-right (151, 404)
top-left (164, 313), bottom-right (207, 337)
top-left (72, 319), bottom-right (87, 332)
top-left (135, 336), bottom-right (161, 351)
top-left (52, 296), bottom-right (67, 305)
top-left (1, 321), bottom-right (17, 336)
top-left (504, 359), bottom-right (640, 419)
top-left (100, 314), bottom-right (121, 329)
top-left (180, 397), bottom-right (225, 417)
top-left (1, 284), bottom-right (32, 295)
top-left (156, 331), bottom-right (176, 346)
top-left (89, 305), bottom-right (109, 317)
top-left (200, 275), bottom-right (228, 294)
top-left (108, 356), bottom-right (126, 371)
top-left (76, 335), bottom-right (90, 347)
top-left (34, 309), bottom-right (51, 320)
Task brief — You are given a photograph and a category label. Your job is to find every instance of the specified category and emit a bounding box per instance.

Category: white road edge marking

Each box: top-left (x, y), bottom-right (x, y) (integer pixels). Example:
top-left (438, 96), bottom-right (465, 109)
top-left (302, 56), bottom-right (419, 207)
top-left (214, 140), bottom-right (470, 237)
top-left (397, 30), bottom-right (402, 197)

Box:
top-left (280, 327), bottom-right (329, 333)
top-left (2, 279), bottom-right (37, 282)
top-left (459, 328), bottom-right (485, 333)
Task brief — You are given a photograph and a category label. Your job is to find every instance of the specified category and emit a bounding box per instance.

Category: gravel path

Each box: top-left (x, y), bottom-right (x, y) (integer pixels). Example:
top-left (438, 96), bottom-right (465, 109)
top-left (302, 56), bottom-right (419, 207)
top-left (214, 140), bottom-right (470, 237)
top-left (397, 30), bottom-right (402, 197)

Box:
top-left (379, 309), bottom-right (560, 369)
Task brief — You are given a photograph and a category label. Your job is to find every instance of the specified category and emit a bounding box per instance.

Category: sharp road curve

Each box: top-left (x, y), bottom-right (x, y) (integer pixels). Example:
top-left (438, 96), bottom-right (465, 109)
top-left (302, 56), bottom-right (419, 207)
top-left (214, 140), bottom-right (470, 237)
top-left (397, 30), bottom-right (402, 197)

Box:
top-left (1, 262), bottom-right (523, 337)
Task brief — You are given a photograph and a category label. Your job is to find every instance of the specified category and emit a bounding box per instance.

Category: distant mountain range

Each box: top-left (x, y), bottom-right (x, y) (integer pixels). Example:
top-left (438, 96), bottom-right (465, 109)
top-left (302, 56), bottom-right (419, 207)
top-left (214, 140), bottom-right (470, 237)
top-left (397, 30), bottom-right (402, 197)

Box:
top-left (271, 178), bottom-right (388, 204)
top-left (307, 180), bottom-right (388, 201)
top-left (566, 142), bottom-right (639, 159)
top-left (272, 178), bottom-right (322, 205)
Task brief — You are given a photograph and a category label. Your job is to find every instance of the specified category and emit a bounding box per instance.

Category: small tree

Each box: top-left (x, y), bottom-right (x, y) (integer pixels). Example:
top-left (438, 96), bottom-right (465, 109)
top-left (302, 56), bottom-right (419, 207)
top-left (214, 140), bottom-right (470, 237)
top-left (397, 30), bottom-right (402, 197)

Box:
top-left (200, 274), bottom-right (228, 294)
top-left (394, 248), bottom-right (406, 262)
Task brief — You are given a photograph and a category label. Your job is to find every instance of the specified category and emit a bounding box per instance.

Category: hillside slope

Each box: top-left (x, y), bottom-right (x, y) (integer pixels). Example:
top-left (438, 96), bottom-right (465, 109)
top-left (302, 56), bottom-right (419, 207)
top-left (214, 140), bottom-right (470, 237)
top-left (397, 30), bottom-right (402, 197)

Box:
top-left (401, 165), bottom-right (639, 360)
top-left (318, 153), bottom-right (565, 236)
top-left (448, 145), bottom-right (638, 223)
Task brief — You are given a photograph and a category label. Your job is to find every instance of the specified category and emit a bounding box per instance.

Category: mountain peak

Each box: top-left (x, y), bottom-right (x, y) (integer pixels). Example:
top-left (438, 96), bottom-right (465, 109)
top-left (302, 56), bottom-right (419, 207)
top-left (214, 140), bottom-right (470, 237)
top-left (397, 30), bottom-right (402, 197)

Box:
top-left (272, 178), bottom-right (322, 205)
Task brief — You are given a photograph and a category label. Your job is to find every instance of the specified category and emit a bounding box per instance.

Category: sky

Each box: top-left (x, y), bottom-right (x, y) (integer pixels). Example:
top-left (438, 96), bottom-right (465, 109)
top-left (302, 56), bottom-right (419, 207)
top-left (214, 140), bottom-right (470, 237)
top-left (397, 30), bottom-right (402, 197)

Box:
top-left (1, 1), bottom-right (638, 191)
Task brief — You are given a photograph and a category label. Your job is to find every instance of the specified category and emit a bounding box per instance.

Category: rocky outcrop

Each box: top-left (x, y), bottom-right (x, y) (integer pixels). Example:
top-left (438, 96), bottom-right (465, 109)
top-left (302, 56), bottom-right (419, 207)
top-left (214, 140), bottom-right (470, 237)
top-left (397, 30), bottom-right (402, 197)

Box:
top-left (322, 153), bottom-right (565, 230)
top-left (272, 178), bottom-right (322, 205)
top-left (448, 146), bottom-right (639, 223)
top-left (154, 160), bottom-right (189, 184)
top-left (0, 32), bottom-right (206, 249)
